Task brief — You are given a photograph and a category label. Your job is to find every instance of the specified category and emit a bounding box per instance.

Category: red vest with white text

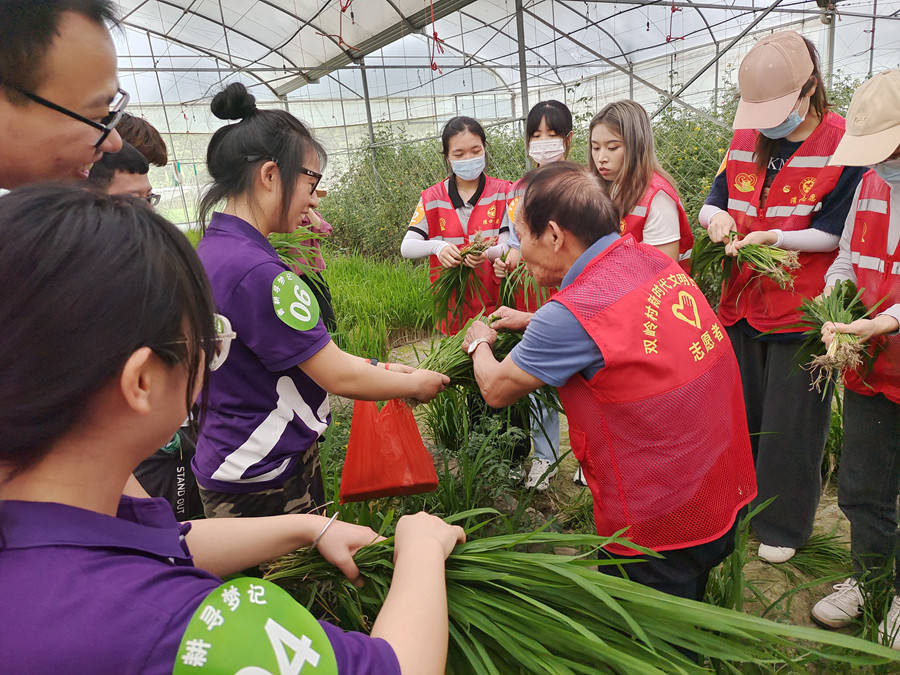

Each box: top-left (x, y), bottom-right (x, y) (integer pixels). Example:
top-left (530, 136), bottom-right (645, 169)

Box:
top-left (843, 170), bottom-right (900, 404)
top-left (553, 236), bottom-right (756, 554)
top-left (721, 112), bottom-right (847, 332)
top-left (621, 172), bottom-right (694, 271)
top-left (423, 175), bottom-right (509, 334)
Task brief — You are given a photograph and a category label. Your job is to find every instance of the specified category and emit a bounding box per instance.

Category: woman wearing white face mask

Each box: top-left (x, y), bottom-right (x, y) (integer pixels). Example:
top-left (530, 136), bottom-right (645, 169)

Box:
top-left (490, 100), bottom-right (572, 491)
top-left (810, 70), bottom-right (900, 643)
top-left (698, 31), bottom-right (866, 565)
top-left (401, 116), bottom-right (510, 335)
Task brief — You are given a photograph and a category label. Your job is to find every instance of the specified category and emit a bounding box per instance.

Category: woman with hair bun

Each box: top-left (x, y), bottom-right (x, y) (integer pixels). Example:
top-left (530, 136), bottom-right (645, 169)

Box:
top-left (195, 83), bottom-right (448, 519)
top-left (588, 99), bottom-right (692, 266)
top-left (400, 115), bottom-right (510, 335)
top-left (0, 183), bottom-right (464, 675)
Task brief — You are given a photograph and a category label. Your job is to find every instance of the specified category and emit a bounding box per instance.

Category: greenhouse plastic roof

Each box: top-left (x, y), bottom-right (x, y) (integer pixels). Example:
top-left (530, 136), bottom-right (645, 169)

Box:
top-left (114, 0), bottom-right (900, 104)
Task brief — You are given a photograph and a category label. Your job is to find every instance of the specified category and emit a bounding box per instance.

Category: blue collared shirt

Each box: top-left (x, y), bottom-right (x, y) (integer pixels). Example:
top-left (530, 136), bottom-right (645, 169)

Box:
top-left (509, 233), bottom-right (619, 387)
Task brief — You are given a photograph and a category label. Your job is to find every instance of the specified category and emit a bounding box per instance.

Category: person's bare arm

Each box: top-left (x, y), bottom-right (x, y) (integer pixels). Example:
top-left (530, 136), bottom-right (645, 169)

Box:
top-left (300, 341), bottom-right (448, 402)
top-left (461, 321), bottom-right (545, 408)
top-left (371, 513), bottom-right (465, 675)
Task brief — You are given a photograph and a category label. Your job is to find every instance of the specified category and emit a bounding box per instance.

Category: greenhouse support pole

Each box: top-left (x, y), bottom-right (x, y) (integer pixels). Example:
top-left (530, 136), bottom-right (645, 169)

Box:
top-left (359, 59), bottom-right (377, 164)
top-left (651, 0), bottom-right (784, 119)
top-left (825, 6), bottom-right (836, 89)
top-left (629, 64), bottom-right (634, 99)
top-left (515, 0), bottom-right (531, 169)
top-left (868, 0), bottom-right (877, 78)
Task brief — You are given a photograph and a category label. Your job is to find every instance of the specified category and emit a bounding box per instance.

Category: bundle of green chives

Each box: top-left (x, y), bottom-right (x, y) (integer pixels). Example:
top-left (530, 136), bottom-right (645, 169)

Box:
top-left (268, 226), bottom-right (327, 275)
top-left (265, 515), bottom-right (899, 673)
top-left (691, 232), bottom-right (801, 291)
top-left (795, 280), bottom-right (874, 392)
top-left (499, 260), bottom-right (549, 312)
top-left (432, 231), bottom-right (493, 327)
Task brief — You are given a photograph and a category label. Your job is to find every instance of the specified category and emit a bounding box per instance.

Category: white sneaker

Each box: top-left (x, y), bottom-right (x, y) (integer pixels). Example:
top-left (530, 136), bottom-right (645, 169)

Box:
top-left (878, 595), bottom-right (900, 649)
top-left (573, 466), bottom-right (587, 486)
top-left (811, 578), bottom-right (863, 628)
top-left (524, 458), bottom-right (557, 491)
top-left (758, 543), bottom-right (796, 563)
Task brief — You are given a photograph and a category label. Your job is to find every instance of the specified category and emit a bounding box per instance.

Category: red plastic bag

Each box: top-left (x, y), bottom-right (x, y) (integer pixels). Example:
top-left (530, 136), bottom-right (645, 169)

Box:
top-left (339, 399), bottom-right (438, 503)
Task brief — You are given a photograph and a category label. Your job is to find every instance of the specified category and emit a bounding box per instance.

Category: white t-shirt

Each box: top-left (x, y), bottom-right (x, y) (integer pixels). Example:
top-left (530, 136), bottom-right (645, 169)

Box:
top-left (640, 191), bottom-right (681, 246)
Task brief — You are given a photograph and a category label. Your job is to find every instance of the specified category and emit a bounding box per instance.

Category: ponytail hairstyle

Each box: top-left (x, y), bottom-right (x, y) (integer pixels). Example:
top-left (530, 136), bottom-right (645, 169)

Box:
top-left (588, 99), bottom-right (679, 220)
top-left (440, 116), bottom-right (488, 176)
top-left (525, 100), bottom-right (574, 154)
top-left (754, 36), bottom-right (830, 171)
top-left (199, 82), bottom-right (327, 229)
top-left (0, 183), bottom-right (217, 479)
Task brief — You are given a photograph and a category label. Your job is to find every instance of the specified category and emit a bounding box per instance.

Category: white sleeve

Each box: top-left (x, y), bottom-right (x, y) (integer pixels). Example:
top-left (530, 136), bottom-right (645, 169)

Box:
top-left (485, 230), bottom-right (510, 261)
top-left (698, 203), bottom-right (725, 229)
top-left (771, 228), bottom-right (840, 253)
top-left (640, 191), bottom-right (682, 246)
top-left (400, 228), bottom-right (448, 259)
top-left (824, 201), bottom-right (858, 287)
top-left (878, 305), bottom-right (900, 333)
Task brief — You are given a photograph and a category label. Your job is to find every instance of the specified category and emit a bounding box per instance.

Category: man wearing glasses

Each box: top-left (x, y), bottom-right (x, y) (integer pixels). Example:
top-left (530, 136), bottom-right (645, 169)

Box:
top-left (0, 0), bottom-right (126, 189)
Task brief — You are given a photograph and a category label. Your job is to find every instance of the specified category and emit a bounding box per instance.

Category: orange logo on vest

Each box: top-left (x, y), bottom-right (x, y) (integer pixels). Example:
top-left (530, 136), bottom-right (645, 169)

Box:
top-left (734, 172), bottom-right (756, 193)
top-left (800, 177), bottom-right (816, 198)
top-left (439, 217), bottom-right (446, 231)
top-left (487, 204), bottom-right (496, 220)
top-left (671, 291), bottom-right (702, 329)
top-left (619, 218), bottom-right (626, 234)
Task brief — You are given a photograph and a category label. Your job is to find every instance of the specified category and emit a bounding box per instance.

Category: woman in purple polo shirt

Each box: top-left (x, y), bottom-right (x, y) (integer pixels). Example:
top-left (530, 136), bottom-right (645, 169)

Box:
top-left (195, 84), bottom-right (449, 519)
top-left (0, 184), bottom-right (464, 674)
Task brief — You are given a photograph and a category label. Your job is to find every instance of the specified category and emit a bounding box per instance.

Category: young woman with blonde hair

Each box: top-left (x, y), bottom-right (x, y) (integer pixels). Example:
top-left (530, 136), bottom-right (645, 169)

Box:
top-left (588, 100), bottom-right (692, 265)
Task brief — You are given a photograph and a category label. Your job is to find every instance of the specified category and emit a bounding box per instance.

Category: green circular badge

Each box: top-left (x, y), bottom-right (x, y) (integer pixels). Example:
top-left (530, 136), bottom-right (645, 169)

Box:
top-left (174, 577), bottom-right (338, 675)
top-left (272, 271), bottom-right (320, 331)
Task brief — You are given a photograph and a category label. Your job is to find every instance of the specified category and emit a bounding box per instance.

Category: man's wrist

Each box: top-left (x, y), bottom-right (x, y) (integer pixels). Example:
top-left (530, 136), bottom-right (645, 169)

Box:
top-left (467, 337), bottom-right (492, 356)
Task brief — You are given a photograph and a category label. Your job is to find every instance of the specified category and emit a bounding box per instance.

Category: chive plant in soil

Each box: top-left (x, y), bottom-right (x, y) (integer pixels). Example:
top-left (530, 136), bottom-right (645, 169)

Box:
top-left (265, 513), bottom-right (900, 674)
top-left (499, 260), bottom-right (549, 312)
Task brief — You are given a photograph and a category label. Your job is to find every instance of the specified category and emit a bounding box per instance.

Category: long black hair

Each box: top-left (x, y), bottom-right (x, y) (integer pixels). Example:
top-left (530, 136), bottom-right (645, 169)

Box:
top-left (199, 82), bottom-right (328, 229)
top-left (0, 183), bottom-right (216, 478)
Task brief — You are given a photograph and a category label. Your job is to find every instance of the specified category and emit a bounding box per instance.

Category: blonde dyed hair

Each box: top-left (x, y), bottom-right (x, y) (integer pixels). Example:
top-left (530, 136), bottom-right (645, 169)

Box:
top-left (588, 100), bottom-right (679, 220)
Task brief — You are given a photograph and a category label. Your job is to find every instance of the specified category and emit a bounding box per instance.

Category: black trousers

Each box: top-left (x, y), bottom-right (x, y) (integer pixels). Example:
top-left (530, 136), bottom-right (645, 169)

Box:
top-left (600, 520), bottom-right (738, 601)
top-left (727, 325), bottom-right (833, 548)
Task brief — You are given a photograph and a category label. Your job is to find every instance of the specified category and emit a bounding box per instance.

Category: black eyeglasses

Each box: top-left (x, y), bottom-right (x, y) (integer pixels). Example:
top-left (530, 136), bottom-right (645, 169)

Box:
top-left (2, 80), bottom-right (129, 148)
top-left (146, 193), bottom-right (161, 207)
top-left (245, 155), bottom-right (323, 194)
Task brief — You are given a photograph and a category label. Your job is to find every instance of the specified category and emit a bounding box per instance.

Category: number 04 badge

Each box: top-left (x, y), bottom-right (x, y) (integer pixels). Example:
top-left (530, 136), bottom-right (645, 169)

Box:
top-left (272, 271), bottom-right (321, 331)
top-left (174, 577), bottom-right (338, 674)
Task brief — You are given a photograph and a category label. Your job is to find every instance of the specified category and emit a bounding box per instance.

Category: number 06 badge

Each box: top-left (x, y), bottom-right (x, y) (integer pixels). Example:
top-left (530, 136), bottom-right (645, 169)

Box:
top-left (271, 271), bottom-right (321, 331)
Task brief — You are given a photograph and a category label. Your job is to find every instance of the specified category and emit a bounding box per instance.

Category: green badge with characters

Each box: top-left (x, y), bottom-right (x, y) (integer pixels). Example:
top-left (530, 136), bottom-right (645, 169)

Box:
top-left (272, 271), bottom-right (320, 331)
top-left (174, 577), bottom-right (337, 674)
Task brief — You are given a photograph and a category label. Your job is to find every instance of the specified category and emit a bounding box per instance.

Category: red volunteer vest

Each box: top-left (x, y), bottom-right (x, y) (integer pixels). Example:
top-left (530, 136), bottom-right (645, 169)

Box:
top-left (844, 170), bottom-right (900, 404)
top-left (553, 236), bottom-right (756, 554)
top-left (506, 179), bottom-right (556, 312)
top-left (721, 112), bottom-right (847, 332)
top-left (423, 175), bottom-right (509, 334)
top-left (621, 172), bottom-right (694, 271)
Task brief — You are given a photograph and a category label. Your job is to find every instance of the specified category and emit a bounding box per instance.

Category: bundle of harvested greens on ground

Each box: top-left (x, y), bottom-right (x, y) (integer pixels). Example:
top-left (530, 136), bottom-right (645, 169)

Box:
top-left (499, 259), bottom-right (549, 311)
top-left (795, 279), bottom-right (874, 392)
top-left (432, 231), bottom-right (494, 327)
top-left (265, 515), bottom-right (899, 673)
top-left (690, 231), bottom-right (801, 291)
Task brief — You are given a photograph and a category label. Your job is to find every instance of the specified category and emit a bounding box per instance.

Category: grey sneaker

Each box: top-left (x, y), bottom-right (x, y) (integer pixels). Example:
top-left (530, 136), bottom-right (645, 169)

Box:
top-left (878, 595), bottom-right (900, 649)
top-left (524, 458), bottom-right (557, 491)
top-left (811, 578), bottom-right (863, 628)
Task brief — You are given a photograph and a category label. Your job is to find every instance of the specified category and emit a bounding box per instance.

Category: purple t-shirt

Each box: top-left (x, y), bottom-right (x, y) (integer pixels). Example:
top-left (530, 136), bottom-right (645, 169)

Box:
top-left (0, 496), bottom-right (400, 674)
top-left (195, 213), bottom-right (333, 492)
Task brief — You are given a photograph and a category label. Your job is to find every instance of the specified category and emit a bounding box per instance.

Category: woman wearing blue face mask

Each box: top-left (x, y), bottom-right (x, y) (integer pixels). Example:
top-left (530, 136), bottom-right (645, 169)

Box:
top-left (698, 31), bottom-right (866, 565)
top-left (401, 116), bottom-right (510, 335)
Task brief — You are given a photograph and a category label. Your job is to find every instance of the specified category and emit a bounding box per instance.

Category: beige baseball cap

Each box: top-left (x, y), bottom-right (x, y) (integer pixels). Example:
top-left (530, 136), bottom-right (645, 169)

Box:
top-left (733, 31), bottom-right (814, 130)
top-left (830, 69), bottom-right (900, 166)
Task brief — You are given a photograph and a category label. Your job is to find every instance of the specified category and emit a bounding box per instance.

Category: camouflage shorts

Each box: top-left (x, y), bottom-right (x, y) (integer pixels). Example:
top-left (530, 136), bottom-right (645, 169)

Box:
top-left (198, 442), bottom-right (326, 518)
